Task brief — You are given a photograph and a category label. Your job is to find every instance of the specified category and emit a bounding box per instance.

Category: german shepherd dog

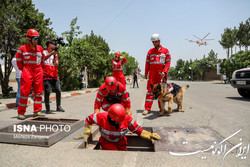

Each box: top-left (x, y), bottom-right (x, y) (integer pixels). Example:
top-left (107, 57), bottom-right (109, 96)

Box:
top-left (150, 83), bottom-right (189, 116)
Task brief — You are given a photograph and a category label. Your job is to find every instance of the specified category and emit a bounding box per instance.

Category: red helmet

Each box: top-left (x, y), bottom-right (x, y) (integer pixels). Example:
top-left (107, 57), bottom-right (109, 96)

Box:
top-left (105, 76), bottom-right (118, 91)
top-left (115, 52), bottom-right (121, 57)
top-left (108, 104), bottom-right (126, 122)
top-left (26, 29), bottom-right (40, 38)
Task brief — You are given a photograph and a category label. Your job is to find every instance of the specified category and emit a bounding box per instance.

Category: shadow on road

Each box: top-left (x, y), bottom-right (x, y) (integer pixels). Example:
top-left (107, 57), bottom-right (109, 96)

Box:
top-left (11, 114), bottom-right (46, 120)
top-left (136, 109), bottom-right (172, 120)
top-left (226, 97), bottom-right (250, 102)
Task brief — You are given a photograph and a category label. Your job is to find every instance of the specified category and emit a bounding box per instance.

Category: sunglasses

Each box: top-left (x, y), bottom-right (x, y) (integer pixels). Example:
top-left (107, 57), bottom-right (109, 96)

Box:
top-left (32, 38), bottom-right (39, 41)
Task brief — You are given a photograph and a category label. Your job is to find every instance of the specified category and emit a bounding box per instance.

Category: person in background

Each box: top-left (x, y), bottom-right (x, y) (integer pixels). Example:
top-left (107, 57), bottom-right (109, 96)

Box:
top-left (133, 69), bottom-right (139, 88)
top-left (111, 52), bottom-right (127, 87)
top-left (81, 76), bottom-right (85, 89)
top-left (43, 40), bottom-right (65, 114)
top-left (79, 70), bottom-right (84, 90)
top-left (11, 56), bottom-right (22, 108)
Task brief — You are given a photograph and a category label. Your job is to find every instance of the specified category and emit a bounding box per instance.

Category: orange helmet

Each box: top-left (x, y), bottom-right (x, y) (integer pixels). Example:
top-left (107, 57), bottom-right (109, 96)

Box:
top-left (105, 76), bottom-right (118, 91)
top-left (26, 29), bottom-right (39, 38)
top-left (108, 104), bottom-right (126, 122)
top-left (115, 52), bottom-right (121, 57)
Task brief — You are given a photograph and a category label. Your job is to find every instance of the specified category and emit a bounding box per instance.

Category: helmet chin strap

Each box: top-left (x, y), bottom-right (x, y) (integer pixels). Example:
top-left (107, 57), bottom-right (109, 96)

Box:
top-left (107, 115), bottom-right (120, 129)
top-left (28, 38), bottom-right (36, 48)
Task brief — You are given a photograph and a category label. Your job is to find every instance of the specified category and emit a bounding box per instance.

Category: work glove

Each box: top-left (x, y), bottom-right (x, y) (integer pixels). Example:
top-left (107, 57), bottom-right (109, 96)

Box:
top-left (125, 108), bottom-right (132, 116)
top-left (140, 130), bottom-right (161, 144)
top-left (94, 109), bottom-right (100, 113)
top-left (73, 125), bottom-right (92, 141)
top-left (121, 55), bottom-right (125, 59)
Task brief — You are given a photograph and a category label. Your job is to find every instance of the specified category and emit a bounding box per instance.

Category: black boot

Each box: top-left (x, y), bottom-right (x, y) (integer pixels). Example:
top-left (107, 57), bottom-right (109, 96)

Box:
top-left (46, 105), bottom-right (52, 114)
top-left (57, 106), bottom-right (65, 112)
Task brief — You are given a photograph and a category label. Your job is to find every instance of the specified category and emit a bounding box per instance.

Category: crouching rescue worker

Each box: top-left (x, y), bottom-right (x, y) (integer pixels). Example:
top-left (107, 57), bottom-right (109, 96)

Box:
top-left (94, 76), bottom-right (131, 116)
top-left (74, 104), bottom-right (161, 151)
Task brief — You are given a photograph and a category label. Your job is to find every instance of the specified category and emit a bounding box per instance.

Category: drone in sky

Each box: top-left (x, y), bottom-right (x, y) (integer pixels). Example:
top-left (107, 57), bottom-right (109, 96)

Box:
top-left (186, 32), bottom-right (214, 46)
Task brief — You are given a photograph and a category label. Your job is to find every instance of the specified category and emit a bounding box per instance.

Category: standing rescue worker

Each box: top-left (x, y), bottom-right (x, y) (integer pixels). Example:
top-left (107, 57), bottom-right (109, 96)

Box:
top-left (43, 40), bottom-right (65, 114)
top-left (74, 104), bottom-right (161, 151)
top-left (94, 76), bottom-right (131, 116)
top-left (111, 52), bottom-right (127, 87)
top-left (143, 33), bottom-right (171, 115)
top-left (16, 29), bottom-right (45, 120)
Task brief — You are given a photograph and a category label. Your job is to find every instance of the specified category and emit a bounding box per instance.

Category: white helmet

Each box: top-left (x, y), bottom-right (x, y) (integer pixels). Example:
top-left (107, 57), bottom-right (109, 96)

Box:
top-left (151, 33), bottom-right (160, 41)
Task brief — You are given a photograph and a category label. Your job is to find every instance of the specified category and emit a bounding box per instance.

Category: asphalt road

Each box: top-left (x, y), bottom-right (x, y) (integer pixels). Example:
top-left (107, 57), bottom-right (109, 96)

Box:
top-left (0, 80), bottom-right (249, 167)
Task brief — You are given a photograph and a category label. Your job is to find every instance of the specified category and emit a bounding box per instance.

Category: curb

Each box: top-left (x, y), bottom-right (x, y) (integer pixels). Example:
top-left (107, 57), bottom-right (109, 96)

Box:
top-left (0, 88), bottom-right (98, 112)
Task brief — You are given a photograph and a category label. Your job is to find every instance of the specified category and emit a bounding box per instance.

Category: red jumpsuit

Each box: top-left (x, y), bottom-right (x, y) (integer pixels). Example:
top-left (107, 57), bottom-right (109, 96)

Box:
top-left (112, 58), bottom-right (127, 86)
top-left (94, 82), bottom-right (131, 111)
top-left (144, 45), bottom-right (171, 111)
top-left (85, 112), bottom-right (143, 151)
top-left (16, 44), bottom-right (45, 114)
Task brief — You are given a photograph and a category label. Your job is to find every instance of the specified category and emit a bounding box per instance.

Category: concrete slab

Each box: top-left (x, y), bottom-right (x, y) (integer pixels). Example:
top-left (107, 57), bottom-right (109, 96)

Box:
top-left (153, 127), bottom-right (227, 152)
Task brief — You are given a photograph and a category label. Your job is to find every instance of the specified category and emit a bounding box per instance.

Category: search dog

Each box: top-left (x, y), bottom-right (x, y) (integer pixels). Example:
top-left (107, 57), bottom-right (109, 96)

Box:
top-left (150, 83), bottom-right (189, 116)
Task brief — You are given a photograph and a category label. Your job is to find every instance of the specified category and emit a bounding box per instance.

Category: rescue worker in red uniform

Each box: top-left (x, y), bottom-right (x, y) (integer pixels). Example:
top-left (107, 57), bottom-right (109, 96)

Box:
top-left (16, 29), bottom-right (45, 120)
top-left (143, 33), bottom-right (171, 115)
top-left (94, 76), bottom-right (131, 115)
top-left (111, 52), bottom-right (127, 87)
top-left (74, 104), bottom-right (161, 151)
top-left (43, 40), bottom-right (65, 114)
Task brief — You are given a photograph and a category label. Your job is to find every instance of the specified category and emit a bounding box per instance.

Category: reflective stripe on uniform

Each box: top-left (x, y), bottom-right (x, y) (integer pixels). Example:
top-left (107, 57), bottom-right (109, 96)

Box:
top-left (98, 91), bottom-right (104, 96)
top-left (23, 52), bottom-right (38, 56)
top-left (16, 58), bottom-right (23, 61)
top-left (100, 128), bottom-right (128, 142)
top-left (34, 94), bottom-right (43, 97)
top-left (96, 98), bottom-right (102, 102)
top-left (131, 125), bottom-right (140, 133)
top-left (44, 62), bottom-right (56, 66)
top-left (93, 113), bottom-right (97, 124)
top-left (128, 120), bottom-right (134, 126)
top-left (146, 99), bottom-right (153, 102)
top-left (150, 62), bottom-right (165, 65)
top-left (100, 131), bottom-right (121, 142)
top-left (101, 128), bottom-right (128, 136)
top-left (18, 103), bottom-right (27, 107)
top-left (122, 91), bottom-right (127, 94)
top-left (102, 104), bottom-right (110, 109)
top-left (122, 97), bottom-right (130, 101)
top-left (34, 101), bottom-right (42, 104)
top-left (166, 59), bottom-right (171, 62)
top-left (17, 50), bottom-right (23, 54)
top-left (150, 54), bottom-right (162, 58)
top-left (86, 116), bottom-right (90, 123)
top-left (23, 61), bottom-right (40, 64)
top-left (146, 92), bottom-right (153, 95)
top-left (113, 69), bottom-right (123, 71)
top-left (20, 95), bottom-right (28, 99)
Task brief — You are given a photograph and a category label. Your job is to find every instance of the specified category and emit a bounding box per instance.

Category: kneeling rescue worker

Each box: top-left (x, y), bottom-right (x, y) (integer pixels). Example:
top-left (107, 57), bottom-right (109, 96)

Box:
top-left (74, 104), bottom-right (161, 151)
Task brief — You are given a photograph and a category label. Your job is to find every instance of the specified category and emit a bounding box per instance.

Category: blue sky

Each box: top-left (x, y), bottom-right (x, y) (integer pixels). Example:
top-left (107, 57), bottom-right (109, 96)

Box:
top-left (33, 0), bottom-right (250, 72)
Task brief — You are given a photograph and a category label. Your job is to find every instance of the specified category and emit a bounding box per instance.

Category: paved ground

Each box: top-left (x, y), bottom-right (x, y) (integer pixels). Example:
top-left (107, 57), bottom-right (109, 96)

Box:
top-left (0, 80), bottom-right (249, 167)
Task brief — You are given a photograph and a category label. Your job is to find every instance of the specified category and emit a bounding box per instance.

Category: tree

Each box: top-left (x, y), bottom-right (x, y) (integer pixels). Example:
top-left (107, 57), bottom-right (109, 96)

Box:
top-left (62, 17), bottom-right (82, 46)
top-left (0, 0), bottom-right (55, 97)
top-left (219, 28), bottom-right (235, 60)
top-left (122, 52), bottom-right (139, 76)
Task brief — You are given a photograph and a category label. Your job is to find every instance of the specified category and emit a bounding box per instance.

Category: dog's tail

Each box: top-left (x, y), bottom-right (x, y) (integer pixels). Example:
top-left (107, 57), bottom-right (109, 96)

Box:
top-left (181, 85), bottom-right (189, 93)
